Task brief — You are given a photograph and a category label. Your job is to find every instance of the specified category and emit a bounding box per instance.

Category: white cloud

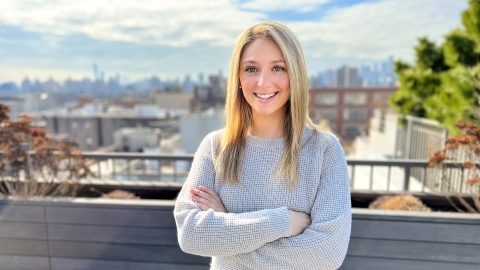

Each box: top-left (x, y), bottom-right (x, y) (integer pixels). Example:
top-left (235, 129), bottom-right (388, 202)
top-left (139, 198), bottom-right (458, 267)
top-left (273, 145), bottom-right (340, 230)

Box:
top-left (236, 0), bottom-right (330, 12)
top-left (0, 0), bottom-right (470, 82)
top-left (289, 0), bottom-right (468, 61)
top-left (0, 0), bottom-right (263, 46)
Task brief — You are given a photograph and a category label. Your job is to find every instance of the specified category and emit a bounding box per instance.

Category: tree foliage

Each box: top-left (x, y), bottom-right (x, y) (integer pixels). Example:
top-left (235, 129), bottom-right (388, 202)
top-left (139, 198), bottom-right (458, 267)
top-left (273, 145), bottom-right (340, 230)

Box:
top-left (390, 0), bottom-right (480, 134)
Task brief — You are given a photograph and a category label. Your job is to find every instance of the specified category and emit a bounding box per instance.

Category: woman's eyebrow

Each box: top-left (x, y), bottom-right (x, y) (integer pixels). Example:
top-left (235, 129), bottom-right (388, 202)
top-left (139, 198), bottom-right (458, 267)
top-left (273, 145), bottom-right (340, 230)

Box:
top-left (241, 60), bottom-right (286, 65)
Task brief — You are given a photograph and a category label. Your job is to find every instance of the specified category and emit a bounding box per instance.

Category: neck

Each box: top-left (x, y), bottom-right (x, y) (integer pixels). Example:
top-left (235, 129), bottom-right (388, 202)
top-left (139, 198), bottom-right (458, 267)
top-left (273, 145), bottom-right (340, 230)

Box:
top-left (249, 108), bottom-right (286, 139)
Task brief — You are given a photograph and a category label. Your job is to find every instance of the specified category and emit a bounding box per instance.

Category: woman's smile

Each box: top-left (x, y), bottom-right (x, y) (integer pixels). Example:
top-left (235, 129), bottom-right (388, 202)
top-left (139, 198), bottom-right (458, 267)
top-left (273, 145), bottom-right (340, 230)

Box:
top-left (254, 91), bottom-right (279, 102)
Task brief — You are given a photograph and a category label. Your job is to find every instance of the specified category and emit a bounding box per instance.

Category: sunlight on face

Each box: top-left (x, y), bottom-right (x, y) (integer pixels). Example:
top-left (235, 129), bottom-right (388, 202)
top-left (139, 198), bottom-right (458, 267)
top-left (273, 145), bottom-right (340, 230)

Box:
top-left (239, 39), bottom-right (290, 119)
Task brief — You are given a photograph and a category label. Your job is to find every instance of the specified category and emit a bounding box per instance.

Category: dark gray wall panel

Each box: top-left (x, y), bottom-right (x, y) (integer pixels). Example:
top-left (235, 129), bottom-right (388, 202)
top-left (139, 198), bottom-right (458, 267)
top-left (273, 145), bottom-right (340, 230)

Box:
top-left (348, 238), bottom-right (480, 264)
top-left (51, 257), bottom-right (210, 270)
top-left (48, 224), bottom-right (178, 245)
top-left (0, 222), bottom-right (47, 240)
top-left (352, 209), bottom-right (480, 225)
top-left (0, 254), bottom-right (50, 270)
top-left (0, 204), bottom-right (45, 222)
top-left (46, 207), bottom-right (175, 227)
top-left (340, 256), bottom-right (480, 270)
top-left (48, 241), bottom-right (211, 265)
top-left (0, 238), bottom-right (48, 257)
top-left (352, 219), bottom-right (480, 244)
top-left (1, 200), bottom-right (480, 269)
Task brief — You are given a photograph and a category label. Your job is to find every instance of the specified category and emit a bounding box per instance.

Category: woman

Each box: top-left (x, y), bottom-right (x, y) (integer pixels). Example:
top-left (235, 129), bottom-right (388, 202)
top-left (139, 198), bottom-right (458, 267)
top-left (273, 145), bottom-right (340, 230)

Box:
top-left (174, 21), bottom-right (351, 270)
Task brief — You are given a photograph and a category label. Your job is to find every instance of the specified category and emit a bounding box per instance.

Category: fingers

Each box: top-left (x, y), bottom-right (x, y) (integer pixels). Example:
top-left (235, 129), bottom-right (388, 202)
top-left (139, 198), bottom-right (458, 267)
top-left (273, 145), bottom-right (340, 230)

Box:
top-left (199, 186), bottom-right (222, 203)
top-left (191, 192), bottom-right (220, 211)
top-left (190, 186), bottom-right (227, 213)
top-left (194, 186), bottom-right (223, 209)
top-left (193, 188), bottom-right (220, 206)
top-left (190, 189), bottom-right (222, 210)
top-left (193, 200), bottom-right (210, 211)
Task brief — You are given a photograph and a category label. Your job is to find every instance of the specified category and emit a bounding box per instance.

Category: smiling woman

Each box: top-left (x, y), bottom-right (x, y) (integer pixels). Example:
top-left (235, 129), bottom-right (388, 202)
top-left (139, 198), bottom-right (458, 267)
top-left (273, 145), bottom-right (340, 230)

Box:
top-left (240, 39), bottom-right (291, 127)
top-left (174, 21), bottom-right (352, 270)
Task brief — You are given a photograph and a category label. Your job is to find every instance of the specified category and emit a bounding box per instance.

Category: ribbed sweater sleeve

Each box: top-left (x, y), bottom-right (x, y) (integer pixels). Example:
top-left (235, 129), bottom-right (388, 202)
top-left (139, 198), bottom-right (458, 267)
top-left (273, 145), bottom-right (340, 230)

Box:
top-left (229, 134), bottom-right (352, 270)
top-left (173, 132), bottom-right (292, 257)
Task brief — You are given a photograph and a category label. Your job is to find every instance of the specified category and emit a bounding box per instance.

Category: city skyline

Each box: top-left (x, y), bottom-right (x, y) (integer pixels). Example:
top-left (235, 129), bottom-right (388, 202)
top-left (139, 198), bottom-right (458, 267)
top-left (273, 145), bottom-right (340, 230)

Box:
top-left (0, 0), bottom-right (468, 84)
top-left (0, 56), bottom-right (396, 94)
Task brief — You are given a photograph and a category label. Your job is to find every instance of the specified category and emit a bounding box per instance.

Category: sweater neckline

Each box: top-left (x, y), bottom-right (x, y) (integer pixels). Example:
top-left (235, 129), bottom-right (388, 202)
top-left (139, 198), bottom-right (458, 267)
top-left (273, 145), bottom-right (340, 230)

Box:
top-left (246, 134), bottom-right (286, 149)
top-left (245, 127), bottom-right (314, 149)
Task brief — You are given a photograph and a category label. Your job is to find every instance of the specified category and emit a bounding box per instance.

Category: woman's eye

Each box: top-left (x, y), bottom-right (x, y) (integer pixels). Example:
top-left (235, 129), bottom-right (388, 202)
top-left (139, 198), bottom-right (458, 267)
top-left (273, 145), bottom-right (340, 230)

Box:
top-left (245, 66), bottom-right (257, 72)
top-left (273, 66), bottom-right (286, 72)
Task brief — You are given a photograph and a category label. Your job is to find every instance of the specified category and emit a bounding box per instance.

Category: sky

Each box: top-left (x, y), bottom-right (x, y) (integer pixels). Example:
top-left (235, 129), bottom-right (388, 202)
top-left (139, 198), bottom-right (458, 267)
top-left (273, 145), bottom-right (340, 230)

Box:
top-left (0, 0), bottom-right (469, 84)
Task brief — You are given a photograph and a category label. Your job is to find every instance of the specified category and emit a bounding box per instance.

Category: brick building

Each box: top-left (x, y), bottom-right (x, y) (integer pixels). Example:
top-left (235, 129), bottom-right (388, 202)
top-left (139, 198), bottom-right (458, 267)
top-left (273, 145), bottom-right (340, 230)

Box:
top-left (308, 87), bottom-right (398, 141)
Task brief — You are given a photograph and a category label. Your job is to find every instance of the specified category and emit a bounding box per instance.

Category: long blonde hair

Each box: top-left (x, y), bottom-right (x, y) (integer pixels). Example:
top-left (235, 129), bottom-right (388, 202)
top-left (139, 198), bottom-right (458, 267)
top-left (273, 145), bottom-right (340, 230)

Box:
top-left (215, 21), bottom-right (318, 189)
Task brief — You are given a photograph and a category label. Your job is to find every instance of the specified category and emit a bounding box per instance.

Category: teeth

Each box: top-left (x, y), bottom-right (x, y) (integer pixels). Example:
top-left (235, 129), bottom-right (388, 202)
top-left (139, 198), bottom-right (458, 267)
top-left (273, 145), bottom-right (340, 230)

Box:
top-left (256, 93), bottom-right (275, 99)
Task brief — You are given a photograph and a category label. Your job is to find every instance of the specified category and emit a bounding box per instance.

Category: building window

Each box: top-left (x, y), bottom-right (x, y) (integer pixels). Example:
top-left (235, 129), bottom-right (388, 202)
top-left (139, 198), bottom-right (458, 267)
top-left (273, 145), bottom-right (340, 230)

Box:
top-left (316, 93), bottom-right (339, 105)
top-left (316, 108), bottom-right (338, 120)
top-left (373, 92), bottom-right (391, 105)
top-left (343, 124), bottom-right (364, 136)
top-left (344, 108), bottom-right (367, 120)
top-left (344, 93), bottom-right (367, 105)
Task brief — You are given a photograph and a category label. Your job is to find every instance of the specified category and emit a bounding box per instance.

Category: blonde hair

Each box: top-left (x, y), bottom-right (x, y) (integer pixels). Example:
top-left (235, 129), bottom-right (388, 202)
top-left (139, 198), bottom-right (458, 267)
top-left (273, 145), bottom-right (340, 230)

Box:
top-left (215, 21), bottom-right (318, 189)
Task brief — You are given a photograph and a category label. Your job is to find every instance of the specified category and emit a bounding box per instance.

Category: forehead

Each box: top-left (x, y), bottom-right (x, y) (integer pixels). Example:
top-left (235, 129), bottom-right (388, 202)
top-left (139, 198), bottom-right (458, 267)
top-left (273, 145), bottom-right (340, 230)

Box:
top-left (241, 39), bottom-right (285, 62)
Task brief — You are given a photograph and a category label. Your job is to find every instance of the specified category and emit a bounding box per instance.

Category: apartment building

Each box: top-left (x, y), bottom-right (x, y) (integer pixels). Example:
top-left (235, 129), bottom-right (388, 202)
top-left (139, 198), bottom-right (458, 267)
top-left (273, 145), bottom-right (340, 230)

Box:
top-left (308, 87), bottom-right (398, 141)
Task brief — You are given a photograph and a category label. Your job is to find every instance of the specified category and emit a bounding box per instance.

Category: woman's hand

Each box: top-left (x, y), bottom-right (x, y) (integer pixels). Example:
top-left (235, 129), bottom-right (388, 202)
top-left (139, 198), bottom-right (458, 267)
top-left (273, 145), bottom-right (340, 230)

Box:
top-left (190, 185), bottom-right (227, 213)
top-left (288, 210), bottom-right (311, 236)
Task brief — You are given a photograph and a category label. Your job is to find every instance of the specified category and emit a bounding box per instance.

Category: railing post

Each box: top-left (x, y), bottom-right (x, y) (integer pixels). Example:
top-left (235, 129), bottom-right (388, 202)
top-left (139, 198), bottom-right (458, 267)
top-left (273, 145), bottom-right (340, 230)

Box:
top-left (369, 165), bottom-right (374, 190)
top-left (404, 166), bottom-right (411, 191)
top-left (173, 160), bottom-right (177, 182)
top-left (387, 166), bottom-right (391, 191)
top-left (350, 165), bottom-right (355, 189)
top-left (97, 160), bottom-right (102, 180)
top-left (404, 117), bottom-right (413, 160)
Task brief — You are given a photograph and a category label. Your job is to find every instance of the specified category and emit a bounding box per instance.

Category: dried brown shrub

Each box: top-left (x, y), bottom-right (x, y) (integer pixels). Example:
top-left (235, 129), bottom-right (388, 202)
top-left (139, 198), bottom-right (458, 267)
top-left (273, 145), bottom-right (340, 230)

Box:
top-left (369, 195), bottom-right (431, 212)
top-left (428, 120), bottom-right (480, 213)
top-left (100, 190), bottom-right (139, 200)
top-left (0, 103), bottom-right (96, 197)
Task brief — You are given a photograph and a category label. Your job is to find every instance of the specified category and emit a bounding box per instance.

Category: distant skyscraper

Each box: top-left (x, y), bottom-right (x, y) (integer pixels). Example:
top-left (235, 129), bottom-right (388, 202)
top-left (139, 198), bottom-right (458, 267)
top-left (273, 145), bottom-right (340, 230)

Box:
top-left (149, 76), bottom-right (161, 91)
top-left (333, 66), bottom-right (362, 88)
top-left (93, 63), bottom-right (99, 81)
top-left (182, 75), bottom-right (194, 92)
top-left (198, 73), bottom-right (204, 85)
top-left (21, 77), bottom-right (32, 93)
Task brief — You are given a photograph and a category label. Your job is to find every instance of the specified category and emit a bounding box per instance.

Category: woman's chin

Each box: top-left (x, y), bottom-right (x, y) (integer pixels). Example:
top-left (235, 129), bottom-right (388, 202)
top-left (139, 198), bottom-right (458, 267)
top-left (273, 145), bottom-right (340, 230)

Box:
top-left (253, 109), bottom-right (280, 117)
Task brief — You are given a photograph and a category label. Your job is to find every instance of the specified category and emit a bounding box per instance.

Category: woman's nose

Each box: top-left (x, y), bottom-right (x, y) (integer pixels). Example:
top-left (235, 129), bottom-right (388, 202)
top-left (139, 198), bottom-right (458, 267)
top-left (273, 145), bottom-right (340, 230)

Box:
top-left (257, 71), bottom-right (272, 89)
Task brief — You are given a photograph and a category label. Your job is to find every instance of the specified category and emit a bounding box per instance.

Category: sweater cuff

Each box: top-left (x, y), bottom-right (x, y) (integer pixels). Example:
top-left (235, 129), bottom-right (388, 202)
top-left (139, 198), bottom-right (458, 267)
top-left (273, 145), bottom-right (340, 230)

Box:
top-left (268, 206), bottom-right (292, 239)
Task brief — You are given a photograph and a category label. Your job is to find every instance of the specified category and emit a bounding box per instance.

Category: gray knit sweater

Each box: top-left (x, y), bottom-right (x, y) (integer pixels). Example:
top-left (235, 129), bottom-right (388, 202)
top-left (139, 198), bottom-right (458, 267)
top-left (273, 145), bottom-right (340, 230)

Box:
top-left (174, 127), bottom-right (351, 269)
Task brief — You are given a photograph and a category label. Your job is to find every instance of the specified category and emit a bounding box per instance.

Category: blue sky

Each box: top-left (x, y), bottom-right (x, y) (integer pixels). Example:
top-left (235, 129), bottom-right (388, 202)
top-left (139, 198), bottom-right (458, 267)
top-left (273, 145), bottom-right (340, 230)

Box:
top-left (0, 0), bottom-right (468, 84)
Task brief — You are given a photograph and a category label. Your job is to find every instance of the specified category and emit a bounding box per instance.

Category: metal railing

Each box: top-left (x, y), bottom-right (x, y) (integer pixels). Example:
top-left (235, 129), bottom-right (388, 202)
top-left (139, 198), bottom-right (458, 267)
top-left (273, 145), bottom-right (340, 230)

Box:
top-left (82, 152), bottom-right (194, 184)
top-left (396, 115), bottom-right (449, 188)
top-left (2, 151), bottom-right (471, 193)
top-left (346, 159), bottom-right (468, 193)
top-left (76, 152), bottom-right (471, 193)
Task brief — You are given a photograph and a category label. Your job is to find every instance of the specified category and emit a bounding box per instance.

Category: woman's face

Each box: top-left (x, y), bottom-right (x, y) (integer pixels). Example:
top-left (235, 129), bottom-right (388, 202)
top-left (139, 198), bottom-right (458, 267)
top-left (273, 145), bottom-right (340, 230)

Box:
top-left (239, 39), bottom-right (290, 119)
